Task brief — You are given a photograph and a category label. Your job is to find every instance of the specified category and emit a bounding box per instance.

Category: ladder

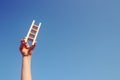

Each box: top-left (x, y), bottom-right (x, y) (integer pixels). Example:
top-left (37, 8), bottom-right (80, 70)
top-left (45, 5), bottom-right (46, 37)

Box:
top-left (25, 20), bottom-right (42, 45)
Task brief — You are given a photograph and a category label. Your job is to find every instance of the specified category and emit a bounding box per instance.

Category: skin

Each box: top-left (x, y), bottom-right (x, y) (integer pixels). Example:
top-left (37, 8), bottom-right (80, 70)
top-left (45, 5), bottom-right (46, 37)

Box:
top-left (19, 38), bottom-right (36, 80)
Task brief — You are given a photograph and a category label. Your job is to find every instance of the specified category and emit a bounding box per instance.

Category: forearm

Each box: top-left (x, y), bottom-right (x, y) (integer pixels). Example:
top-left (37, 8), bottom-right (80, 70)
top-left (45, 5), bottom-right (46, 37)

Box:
top-left (21, 56), bottom-right (32, 80)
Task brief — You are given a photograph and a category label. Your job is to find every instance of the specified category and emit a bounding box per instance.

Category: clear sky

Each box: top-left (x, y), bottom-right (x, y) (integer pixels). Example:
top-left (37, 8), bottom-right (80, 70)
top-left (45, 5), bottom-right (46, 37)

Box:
top-left (0, 0), bottom-right (120, 80)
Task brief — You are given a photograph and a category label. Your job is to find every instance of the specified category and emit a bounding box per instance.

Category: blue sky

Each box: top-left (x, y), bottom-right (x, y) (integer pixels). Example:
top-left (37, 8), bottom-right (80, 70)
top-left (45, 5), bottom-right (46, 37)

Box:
top-left (0, 0), bottom-right (120, 80)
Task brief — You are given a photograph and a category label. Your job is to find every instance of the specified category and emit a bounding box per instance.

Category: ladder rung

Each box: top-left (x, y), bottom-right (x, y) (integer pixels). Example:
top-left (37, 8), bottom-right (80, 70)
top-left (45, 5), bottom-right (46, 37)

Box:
top-left (29, 33), bottom-right (35, 37)
top-left (33, 25), bottom-right (38, 29)
top-left (31, 29), bottom-right (37, 33)
top-left (28, 37), bottom-right (34, 42)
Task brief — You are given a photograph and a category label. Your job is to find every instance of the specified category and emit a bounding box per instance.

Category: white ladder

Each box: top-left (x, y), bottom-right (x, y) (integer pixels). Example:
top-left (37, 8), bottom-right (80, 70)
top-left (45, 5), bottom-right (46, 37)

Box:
top-left (25, 20), bottom-right (42, 45)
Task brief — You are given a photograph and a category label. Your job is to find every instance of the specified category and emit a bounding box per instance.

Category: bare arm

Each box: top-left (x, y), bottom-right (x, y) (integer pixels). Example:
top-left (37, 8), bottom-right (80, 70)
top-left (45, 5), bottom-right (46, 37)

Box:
top-left (21, 56), bottom-right (32, 80)
top-left (19, 39), bottom-right (36, 80)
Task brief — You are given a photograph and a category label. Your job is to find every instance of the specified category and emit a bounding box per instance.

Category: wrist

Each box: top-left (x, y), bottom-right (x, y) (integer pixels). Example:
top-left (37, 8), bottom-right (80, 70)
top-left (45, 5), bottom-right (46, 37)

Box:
top-left (22, 55), bottom-right (32, 60)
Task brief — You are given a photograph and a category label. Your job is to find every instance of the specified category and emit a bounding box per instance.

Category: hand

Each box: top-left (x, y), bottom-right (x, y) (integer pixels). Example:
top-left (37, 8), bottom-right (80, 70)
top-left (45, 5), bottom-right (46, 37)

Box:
top-left (19, 38), bottom-right (36, 56)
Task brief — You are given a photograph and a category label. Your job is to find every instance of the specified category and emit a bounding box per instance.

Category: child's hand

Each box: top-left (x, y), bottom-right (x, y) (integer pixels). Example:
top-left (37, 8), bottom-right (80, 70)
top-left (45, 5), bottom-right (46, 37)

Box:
top-left (19, 38), bottom-right (36, 56)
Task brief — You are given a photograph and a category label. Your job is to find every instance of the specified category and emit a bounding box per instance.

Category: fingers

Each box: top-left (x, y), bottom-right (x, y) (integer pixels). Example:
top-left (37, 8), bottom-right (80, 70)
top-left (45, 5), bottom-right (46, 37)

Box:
top-left (19, 39), bottom-right (25, 51)
top-left (20, 38), bottom-right (29, 49)
top-left (30, 41), bottom-right (37, 50)
top-left (28, 41), bottom-right (37, 55)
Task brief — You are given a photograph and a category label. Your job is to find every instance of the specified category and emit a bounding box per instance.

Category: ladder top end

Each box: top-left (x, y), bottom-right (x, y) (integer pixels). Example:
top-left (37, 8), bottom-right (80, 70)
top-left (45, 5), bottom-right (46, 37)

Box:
top-left (39, 22), bottom-right (42, 26)
top-left (32, 20), bottom-right (35, 23)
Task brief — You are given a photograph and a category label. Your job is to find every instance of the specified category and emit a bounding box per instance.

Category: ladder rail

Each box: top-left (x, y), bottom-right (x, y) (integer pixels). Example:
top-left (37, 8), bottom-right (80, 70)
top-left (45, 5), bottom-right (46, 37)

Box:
top-left (32, 22), bottom-right (42, 45)
top-left (25, 20), bottom-right (35, 42)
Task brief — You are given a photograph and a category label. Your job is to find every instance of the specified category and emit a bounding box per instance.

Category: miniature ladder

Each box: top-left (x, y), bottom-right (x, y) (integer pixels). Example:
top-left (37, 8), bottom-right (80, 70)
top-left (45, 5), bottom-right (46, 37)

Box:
top-left (25, 20), bottom-right (41, 45)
